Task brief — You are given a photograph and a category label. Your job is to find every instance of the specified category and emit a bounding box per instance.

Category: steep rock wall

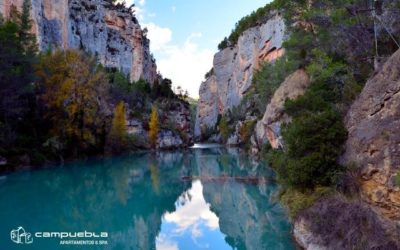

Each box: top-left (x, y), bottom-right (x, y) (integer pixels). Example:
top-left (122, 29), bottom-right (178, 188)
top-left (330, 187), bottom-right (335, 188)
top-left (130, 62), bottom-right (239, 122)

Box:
top-left (195, 12), bottom-right (285, 138)
top-left (341, 49), bottom-right (400, 221)
top-left (0, 0), bottom-right (157, 84)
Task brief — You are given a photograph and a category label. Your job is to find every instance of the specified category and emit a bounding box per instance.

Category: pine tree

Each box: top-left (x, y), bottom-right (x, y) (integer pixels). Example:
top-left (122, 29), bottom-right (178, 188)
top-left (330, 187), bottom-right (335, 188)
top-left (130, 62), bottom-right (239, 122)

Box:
top-left (148, 105), bottom-right (159, 148)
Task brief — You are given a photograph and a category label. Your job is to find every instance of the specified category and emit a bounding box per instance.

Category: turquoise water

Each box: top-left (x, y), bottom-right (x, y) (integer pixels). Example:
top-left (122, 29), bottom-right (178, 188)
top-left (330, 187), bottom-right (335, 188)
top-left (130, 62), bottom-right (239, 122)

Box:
top-left (0, 147), bottom-right (295, 250)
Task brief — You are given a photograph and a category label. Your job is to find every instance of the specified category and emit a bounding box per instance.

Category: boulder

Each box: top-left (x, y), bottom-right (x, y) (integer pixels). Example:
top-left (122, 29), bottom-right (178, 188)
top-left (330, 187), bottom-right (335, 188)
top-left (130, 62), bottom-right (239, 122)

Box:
top-left (294, 196), bottom-right (400, 250)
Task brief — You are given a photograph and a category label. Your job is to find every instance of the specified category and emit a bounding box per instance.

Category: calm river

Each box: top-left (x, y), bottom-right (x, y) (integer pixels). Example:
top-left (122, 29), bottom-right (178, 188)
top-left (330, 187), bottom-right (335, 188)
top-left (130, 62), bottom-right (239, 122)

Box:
top-left (0, 146), bottom-right (295, 250)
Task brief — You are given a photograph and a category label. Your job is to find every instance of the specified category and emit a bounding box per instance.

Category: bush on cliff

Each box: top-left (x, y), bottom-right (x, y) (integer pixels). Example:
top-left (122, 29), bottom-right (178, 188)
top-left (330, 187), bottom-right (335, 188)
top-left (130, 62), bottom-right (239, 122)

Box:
top-left (266, 51), bottom-right (349, 190)
top-left (218, 115), bottom-right (230, 143)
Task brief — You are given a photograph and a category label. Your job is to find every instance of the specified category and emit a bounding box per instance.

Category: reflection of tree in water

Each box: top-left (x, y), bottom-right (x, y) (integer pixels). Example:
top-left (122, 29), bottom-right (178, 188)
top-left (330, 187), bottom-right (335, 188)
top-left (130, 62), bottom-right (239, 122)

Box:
top-left (195, 148), bottom-right (294, 250)
top-left (0, 149), bottom-right (294, 250)
top-left (0, 152), bottom-right (192, 250)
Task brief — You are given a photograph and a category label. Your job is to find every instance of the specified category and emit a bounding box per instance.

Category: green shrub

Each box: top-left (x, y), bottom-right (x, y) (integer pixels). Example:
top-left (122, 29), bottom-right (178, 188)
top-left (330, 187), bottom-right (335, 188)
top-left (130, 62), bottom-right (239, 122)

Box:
top-left (251, 56), bottom-right (298, 117)
top-left (280, 186), bottom-right (332, 218)
top-left (218, 115), bottom-right (230, 143)
top-left (239, 120), bottom-right (257, 143)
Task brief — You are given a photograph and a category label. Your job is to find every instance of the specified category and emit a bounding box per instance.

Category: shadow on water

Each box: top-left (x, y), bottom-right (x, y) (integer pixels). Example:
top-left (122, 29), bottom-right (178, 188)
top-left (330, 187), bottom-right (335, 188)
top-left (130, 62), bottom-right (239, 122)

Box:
top-left (0, 147), bottom-right (295, 250)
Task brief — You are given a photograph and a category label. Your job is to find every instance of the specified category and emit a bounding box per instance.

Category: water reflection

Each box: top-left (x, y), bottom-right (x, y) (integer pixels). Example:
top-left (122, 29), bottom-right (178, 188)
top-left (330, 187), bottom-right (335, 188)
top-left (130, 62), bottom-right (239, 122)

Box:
top-left (0, 148), bottom-right (295, 250)
top-left (157, 180), bottom-right (228, 250)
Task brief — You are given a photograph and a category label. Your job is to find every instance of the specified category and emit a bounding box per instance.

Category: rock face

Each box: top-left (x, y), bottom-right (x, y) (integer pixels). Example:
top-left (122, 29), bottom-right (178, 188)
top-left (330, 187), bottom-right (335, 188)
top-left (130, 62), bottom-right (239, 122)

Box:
top-left (126, 100), bottom-right (193, 150)
top-left (0, 0), bottom-right (158, 84)
top-left (157, 130), bottom-right (183, 150)
top-left (253, 69), bottom-right (310, 151)
top-left (195, 12), bottom-right (285, 139)
top-left (294, 50), bottom-right (400, 250)
top-left (294, 196), bottom-right (400, 250)
top-left (341, 49), bottom-right (400, 221)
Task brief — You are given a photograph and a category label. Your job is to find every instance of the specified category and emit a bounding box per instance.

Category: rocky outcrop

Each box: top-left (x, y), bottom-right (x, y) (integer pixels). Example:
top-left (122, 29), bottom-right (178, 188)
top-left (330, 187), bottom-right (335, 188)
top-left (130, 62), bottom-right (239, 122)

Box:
top-left (0, 0), bottom-right (157, 84)
top-left (156, 130), bottom-right (183, 149)
top-left (126, 100), bottom-right (193, 149)
top-left (252, 69), bottom-right (310, 152)
top-left (294, 196), bottom-right (400, 250)
top-left (195, 12), bottom-right (285, 139)
top-left (294, 50), bottom-right (400, 250)
top-left (341, 49), bottom-right (400, 221)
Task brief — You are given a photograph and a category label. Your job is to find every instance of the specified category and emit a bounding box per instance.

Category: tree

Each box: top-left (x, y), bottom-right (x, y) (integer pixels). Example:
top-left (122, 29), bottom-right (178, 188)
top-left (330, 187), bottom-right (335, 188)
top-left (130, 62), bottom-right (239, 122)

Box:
top-left (219, 115), bottom-right (230, 143)
top-left (107, 101), bottom-right (128, 153)
top-left (35, 49), bottom-right (110, 155)
top-left (0, 1), bottom-right (38, 149)
top-left (148, 105), bottom-right (159, 148)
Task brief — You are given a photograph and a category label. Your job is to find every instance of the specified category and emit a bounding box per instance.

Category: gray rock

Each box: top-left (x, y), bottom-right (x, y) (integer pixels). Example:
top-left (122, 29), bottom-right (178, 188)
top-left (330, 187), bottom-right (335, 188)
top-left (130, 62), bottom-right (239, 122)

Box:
top-left (294, 196), bottom-right (400, 250)
top-left (157, 130), bottom-right (183, 150)
top-left (1, 0), bottom-right (158, 84)
top-left (341, 49), bottom-right (400, 221)
top-left (195, 12), bottom-right (285, 139)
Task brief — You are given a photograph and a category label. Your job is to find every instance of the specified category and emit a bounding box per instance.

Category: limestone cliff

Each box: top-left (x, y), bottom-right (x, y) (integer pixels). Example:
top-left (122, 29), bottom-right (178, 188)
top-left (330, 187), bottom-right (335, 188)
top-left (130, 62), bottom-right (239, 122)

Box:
top-left (195, 12), bottom-right (285, 139)
top-left (342, 49), bottom-right (400, 221)
top-left (293, 49), bottom-right (400, 250)
top-left (0, 0), bottom-right (158, 84)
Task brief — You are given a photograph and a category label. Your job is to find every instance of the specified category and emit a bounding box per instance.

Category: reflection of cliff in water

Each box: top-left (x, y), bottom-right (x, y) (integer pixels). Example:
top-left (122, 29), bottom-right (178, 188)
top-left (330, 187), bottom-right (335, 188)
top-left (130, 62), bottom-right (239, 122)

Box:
top-left (0, 152), bottom-right (191, 250)
top-left (0, 149), bottom-right (294, 250)
top-left (194, 147), bottom-right (294, 250)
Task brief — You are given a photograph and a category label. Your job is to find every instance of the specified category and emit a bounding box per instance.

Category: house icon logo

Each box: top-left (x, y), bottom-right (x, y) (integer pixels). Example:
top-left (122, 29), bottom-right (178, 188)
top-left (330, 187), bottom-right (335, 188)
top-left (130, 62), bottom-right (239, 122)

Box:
top-left (10, 226), bottom-right (33, 244)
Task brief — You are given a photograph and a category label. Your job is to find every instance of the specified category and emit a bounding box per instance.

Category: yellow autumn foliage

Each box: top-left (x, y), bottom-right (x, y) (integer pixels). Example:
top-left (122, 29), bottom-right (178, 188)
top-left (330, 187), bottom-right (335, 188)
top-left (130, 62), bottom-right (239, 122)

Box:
top-left (148, 105), bottom-right (159, 148)
top-left (35, 49), bottom-right (109, 150)
top-left (108, 101), bottom-right (128, 150)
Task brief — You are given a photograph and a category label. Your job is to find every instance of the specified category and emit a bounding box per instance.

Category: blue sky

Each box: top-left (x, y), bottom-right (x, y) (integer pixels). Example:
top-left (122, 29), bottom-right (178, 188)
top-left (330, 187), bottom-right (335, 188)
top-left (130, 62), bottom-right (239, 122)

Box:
top-left (123, 0), bottom-right (272, 98)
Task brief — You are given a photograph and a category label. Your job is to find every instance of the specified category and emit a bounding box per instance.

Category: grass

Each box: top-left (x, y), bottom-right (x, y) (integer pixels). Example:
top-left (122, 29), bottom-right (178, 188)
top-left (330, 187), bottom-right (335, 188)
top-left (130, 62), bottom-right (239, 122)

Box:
top-left (280, 186), bottom-right (333, 219)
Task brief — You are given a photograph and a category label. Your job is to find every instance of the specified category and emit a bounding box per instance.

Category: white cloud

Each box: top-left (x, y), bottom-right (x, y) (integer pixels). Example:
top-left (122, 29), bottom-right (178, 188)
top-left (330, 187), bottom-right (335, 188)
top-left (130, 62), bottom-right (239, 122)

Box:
top-left (156, 234), bottom-right (179, 250)
top-left (143, 23), bottom-right (172, 51)
top-left (163, 180), bottom-right (219, 233)
top-left (122, 0), bottom-right (144, 6)
top-left (157, 34), bottom-right (214, 98)
top-left (120, 1), bottom-right (213, 98)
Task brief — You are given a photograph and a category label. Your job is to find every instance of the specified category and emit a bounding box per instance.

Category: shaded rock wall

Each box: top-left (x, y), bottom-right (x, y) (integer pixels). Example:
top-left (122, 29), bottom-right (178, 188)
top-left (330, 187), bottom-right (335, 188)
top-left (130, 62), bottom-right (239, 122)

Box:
top-left (342, 49), bottom-right (400, 221)
top-left (0, 0), bottom-right (158, 84)
top-left (294, 196), bottom-right (400, 250)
